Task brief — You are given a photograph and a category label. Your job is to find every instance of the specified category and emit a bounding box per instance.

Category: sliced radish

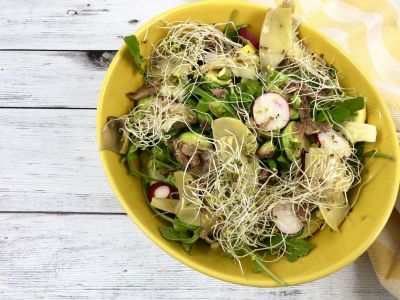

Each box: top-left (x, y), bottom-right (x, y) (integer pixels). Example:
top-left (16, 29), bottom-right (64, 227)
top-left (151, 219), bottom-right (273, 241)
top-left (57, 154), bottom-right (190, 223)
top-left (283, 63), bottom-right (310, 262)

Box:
top-left (148, 182), bottom-right (177, 201)
top-left (238, 27), bottom-right (260, 49)
top-left (272, 202), bottom-right (304, 235)
top-left (317, 130), bottom-right (352, 158)
top-left (253, 93), bottom-right (290, 131)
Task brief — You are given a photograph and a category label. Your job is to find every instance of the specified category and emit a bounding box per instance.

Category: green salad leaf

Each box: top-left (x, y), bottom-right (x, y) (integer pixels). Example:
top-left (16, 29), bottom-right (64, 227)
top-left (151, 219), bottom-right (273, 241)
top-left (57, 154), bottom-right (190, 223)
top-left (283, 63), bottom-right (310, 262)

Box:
top-left (160, 223), bottom-right (200, 254)
top-left (124, 35), bottom-right (145, 75)
top-left (353, 143), bottom-right (394, 161)
top-left (266, 70), bottom-right (289, 87)
top-left (152, 143), bottom-right (181, 171)
top-left (241, 244), bottom-right (285, 285)
top-left (229, 79), bottom-right (262, 109)
top-left (223, 10), bottom-right (248, 42)
top-left (315, 96), bottom-right (364, 124)
top-left (354, 142), bottom-right (365, 161)
top-left (193, 87), bottom-right (237, 118)
top-left (363, 150), bottom-right (394, 160)
top-left (269, 236), bottom-right (314, 262)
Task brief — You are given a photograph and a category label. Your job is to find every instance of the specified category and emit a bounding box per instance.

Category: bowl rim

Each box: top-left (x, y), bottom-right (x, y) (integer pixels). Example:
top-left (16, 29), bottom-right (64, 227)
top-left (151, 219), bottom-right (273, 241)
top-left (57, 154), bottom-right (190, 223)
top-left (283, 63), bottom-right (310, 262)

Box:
top-left (96, 0), bottom-right (400, 287)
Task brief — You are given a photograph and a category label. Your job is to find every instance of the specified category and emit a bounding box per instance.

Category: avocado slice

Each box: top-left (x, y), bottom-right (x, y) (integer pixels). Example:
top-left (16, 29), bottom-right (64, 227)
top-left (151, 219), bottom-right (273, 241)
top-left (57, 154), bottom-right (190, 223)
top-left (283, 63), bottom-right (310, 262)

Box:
top-left (137, 96), bottom-right (154, 107)
top-left (281, 121), bottom-right (305, 161)
top-left (178, 132), bottom-right (212, 149)
top-left (338, 121), bottom-right (376, 143)
top-left (204, 68), bottom-right (232, 86)
top-left (349, 106), bottom-right (366, 123)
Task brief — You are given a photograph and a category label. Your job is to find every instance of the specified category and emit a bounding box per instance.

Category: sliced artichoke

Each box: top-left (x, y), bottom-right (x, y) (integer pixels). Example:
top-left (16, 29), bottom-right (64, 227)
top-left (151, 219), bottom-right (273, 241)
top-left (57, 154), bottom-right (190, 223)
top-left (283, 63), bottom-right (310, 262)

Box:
top-left (259, 6), bottom-right (293, 74)
top-left (174, 171), bottom-right (201, 226)
top-left (211, 117), bottom-right (258, 155)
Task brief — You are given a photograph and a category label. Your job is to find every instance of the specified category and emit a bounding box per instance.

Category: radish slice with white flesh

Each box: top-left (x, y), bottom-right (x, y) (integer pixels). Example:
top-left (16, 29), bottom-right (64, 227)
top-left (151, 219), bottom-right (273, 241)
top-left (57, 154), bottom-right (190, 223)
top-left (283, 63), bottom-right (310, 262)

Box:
top-left (253, 93), bottom-right (290, 131)
top-left (148, 182), bottom-right (176, 200)
top-left (272, 202), bottom-right (304, 235)
top-left (317, 130), bottom-right (352, 158)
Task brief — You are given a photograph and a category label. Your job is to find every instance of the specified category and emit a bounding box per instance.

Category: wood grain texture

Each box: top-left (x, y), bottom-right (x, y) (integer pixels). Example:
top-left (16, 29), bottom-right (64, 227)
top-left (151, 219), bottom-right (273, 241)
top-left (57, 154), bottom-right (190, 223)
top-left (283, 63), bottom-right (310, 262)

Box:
top-left (0, 0), bottom-right (397, 297)
top-left (0, 0), bottom-right (192, 50)
top-left (0, 108), bottom-right (123, 213)
top-left (0, 213), bottom-right (394, 300)
top-left (0, 51), bottom-right (115, 108)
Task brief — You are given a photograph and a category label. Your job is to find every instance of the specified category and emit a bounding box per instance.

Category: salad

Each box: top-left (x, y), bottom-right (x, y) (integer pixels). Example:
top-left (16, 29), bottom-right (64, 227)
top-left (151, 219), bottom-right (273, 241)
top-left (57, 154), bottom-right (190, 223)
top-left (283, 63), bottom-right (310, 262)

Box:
top-left (101, 1), bottom-right (383, 284)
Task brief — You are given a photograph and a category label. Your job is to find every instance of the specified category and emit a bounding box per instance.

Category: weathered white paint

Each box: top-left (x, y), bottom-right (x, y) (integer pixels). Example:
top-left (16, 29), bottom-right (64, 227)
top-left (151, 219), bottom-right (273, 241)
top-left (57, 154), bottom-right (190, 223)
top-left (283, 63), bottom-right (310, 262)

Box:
top-left (0, 109), bottom-right (123, 213)
top-left (0, 0), bottom-right (193, 50)
top-left (0, 0), bottom-right (397, 298)
top-left (0, 214), bottom-right (394, 300)
top-left (0, 51), bottom-right (114, 108)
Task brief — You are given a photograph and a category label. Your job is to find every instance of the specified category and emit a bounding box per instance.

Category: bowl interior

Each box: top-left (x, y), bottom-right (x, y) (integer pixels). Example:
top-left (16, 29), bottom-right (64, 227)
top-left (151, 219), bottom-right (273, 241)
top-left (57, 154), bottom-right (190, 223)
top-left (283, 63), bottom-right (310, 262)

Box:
top-left (97, 0), bottom-right (400, 286)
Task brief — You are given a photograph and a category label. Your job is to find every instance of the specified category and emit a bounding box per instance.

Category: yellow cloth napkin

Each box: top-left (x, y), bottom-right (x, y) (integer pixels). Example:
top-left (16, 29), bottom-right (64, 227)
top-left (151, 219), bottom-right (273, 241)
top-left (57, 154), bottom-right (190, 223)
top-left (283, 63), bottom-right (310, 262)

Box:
top-left (250, 0), bottom-right (400, 297)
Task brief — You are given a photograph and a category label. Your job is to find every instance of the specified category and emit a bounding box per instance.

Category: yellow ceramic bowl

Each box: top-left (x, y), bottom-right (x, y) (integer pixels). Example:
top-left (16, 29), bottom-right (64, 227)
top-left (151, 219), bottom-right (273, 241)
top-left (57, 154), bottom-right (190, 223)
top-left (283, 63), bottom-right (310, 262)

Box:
top-left (97, 0), bottom-right (400, 286)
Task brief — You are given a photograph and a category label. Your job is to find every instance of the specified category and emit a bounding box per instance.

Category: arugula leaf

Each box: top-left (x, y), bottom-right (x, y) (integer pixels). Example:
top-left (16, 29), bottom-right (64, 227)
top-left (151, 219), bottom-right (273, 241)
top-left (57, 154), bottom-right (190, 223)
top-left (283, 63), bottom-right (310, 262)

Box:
top-left (161, 215), bottom-right (199, 231)
top-left (124, 35), bottom-right (145, 75)
top-left (182, 242), bottom-right (196, 254)
top-left (229, 88), bottom-right (253, 108)
top-left (125, 149), bottom-right (147, 179)
top-left (252, 262), bottom-right (264, 273)
top-left (224, 10), bottom-right (238, 40)
top-left (354, 142), bottom-right (365, 161)
top-left (244, 80), bottom-right (263, 98)
top-left (266, 71), bottom-right (289, 87)
top-left (315, 97), bottom-right (364, 124)
top-left (160, 224), bottom-right (200, 253)
top-left (209, 101), bottom-right (237, 118)
top-left (223, 10), bottom-right (247, 42)
top-left (185, 98), bottom-right (198, 108)
top-left (269, 236), bottom-right (314, 262)
top-left (241, 244), bottom-right (286, 285)
top-left (325, 106), bottom-right (351, 123)
top-left (197, 111), bottom-right (213, 125)
top-left (229, 80), bottom-right (262, 109)
top-left (193, 87), bottom-right (238, 118)
top-left (193, 86), bottom-right (219, 103)
top-left (352, 143), bottom-right (394, 161)
top-left (276, 154), bottom-right (291, 172)
top-left (265, 158), bottom-right (277, 170)
top-left (363, 150), bottom-right (394, 160)
top-left (151, 143), bottom-right (181, 171)
top-left (340, 96), bottom-right (365, 113)
top-left (196, 99), bottom-right (210, 113)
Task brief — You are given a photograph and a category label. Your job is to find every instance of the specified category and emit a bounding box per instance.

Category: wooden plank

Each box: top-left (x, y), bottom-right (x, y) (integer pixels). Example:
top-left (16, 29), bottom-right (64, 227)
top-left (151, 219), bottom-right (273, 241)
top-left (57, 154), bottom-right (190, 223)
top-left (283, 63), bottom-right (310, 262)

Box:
top-left (0, 213), bottom-right (393, 299)
top-left (0, 0), bottom-right (191, 50)
top-left (0, 50), bottom-right (114, 108)
top-left (0, 108), bottom-right (124, 213)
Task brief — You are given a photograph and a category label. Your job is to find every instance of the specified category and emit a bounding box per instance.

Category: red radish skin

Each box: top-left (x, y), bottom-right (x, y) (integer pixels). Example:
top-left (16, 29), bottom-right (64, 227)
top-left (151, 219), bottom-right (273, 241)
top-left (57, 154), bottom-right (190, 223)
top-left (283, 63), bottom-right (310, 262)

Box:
top-left (253, 93), bottom-right (290, 131)
top-left (148, 182), bottom-right (177, 201)
top-left (318, 130), bottom-right (352, 157)
top-left (238, 27), bottom-right (260, 49)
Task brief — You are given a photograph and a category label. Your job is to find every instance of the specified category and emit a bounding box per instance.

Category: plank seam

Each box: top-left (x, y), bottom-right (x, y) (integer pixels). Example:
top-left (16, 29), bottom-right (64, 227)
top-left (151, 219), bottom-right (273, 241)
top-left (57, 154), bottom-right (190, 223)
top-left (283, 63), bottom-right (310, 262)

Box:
top-left (0, 211), bottom-right (127, 215)
top-left (0, 107), bottom-right (97, 110)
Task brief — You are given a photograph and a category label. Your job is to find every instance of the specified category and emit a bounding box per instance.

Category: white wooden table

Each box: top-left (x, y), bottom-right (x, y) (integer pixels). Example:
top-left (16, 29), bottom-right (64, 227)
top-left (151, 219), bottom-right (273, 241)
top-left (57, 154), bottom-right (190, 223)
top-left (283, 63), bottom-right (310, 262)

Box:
top-left (0, 1), bottom-right (396, 299)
